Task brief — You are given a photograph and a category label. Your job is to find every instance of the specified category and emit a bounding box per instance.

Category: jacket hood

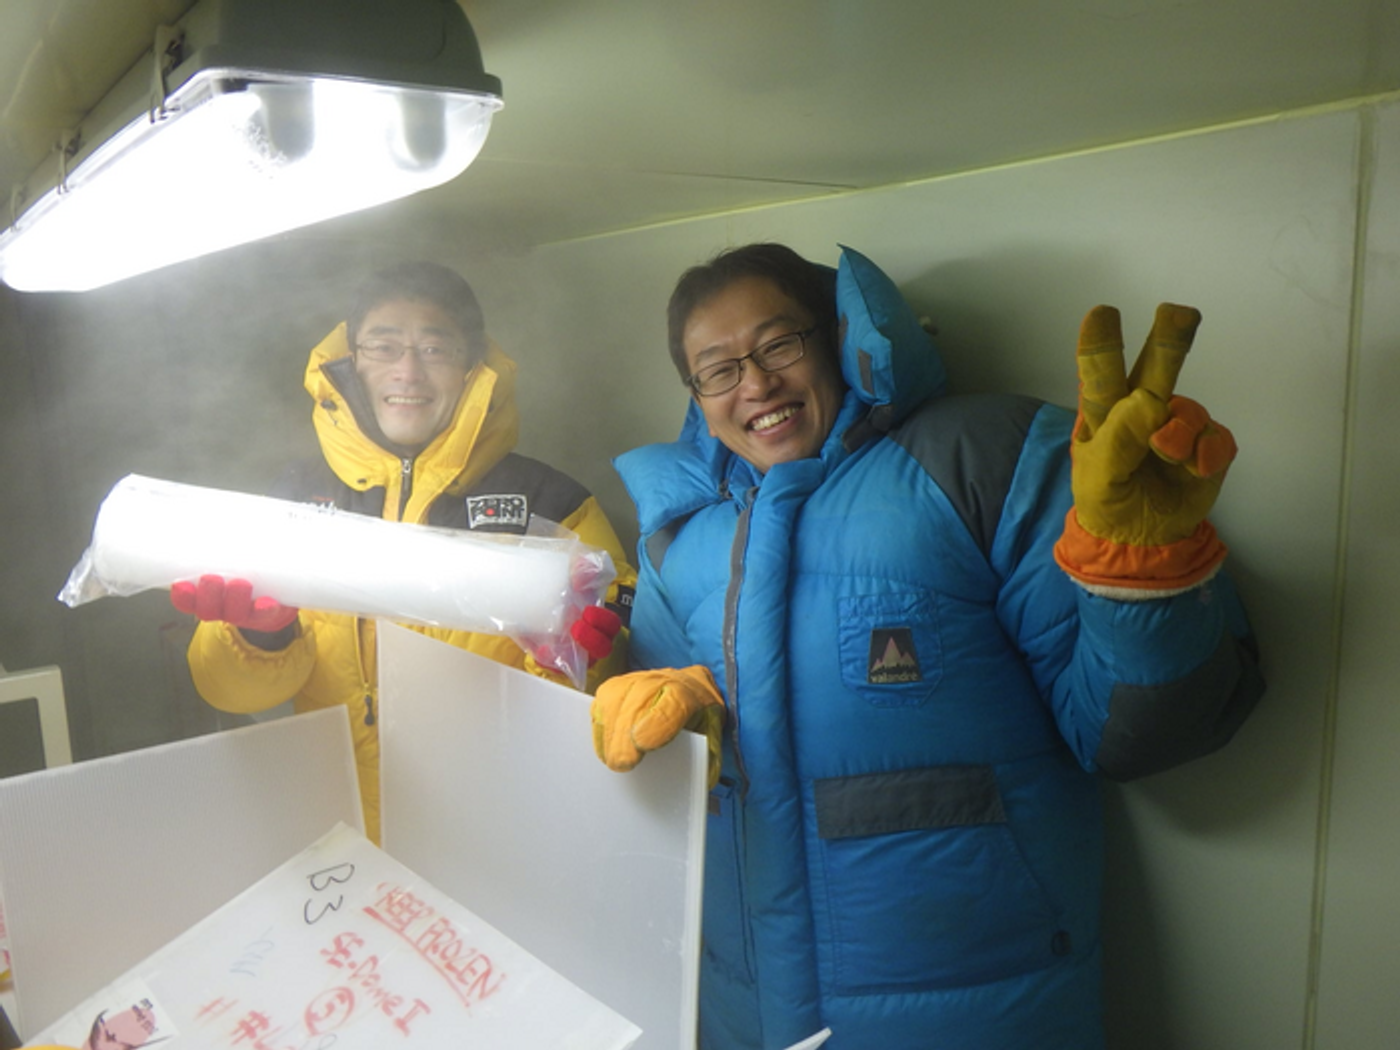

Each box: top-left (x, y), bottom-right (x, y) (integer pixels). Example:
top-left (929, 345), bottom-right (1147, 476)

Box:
top-left (303, 322), bottom-right (521, 498)
top-left (618, 246), bottom-right (947, 533)
top-left (835, 244), bottom-right (947, 430)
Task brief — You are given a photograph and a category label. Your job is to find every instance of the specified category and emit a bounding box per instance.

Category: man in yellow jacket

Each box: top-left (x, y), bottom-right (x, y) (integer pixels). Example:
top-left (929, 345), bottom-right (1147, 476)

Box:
top-left (171, 261), bottom-right (635, 843)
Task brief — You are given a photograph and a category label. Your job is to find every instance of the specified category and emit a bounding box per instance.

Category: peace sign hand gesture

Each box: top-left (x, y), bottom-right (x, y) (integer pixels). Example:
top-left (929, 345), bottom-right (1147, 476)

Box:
top-left (1053, 303), bottom-right (1237, 597)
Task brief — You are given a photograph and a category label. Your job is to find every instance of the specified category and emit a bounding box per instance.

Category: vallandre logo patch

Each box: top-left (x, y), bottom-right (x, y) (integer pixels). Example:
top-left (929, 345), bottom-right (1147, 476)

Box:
top-left (867, 627), bottom-right (922, 684)
top-left (466, 494), bottom-right (529, 530)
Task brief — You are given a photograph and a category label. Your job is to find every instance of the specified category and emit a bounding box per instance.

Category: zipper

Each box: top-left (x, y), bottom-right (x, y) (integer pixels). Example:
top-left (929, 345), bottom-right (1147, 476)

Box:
top-left (397, 456), bottom-right (414, 520)
top-left (352, 617), bottom-right (376, 728)
top-left (362, 457), bottom-right (413, 730)
top-left (723, 488), bottom-right (757, 798)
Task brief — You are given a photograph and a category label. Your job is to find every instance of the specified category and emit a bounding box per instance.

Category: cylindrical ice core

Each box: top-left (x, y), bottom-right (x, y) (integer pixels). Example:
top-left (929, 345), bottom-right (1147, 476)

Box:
top-left (60, 474), bottom-right (607, 639)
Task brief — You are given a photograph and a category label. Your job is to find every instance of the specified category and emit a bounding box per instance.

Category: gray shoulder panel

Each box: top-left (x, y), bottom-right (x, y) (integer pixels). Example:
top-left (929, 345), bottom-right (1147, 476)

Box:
top-left (646, 522), bottom-right (680, 573)
top-left (644, 507), bottom-right (703, 573)
top-left (424, 452), bottom-right (593, 531)
top-left (889, 393), bottom-right (1044, 556)
top-left (471, 452), bottom-right (592, 523)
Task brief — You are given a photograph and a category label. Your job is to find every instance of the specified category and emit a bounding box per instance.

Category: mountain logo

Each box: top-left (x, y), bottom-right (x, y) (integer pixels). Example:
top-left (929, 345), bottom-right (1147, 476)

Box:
top-left (867, 627), bottom-right (922, 684)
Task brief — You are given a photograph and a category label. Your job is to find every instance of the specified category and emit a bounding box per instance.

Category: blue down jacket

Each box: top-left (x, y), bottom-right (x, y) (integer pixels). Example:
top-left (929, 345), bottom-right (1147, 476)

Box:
top-left (614, 248), bottom-right (1263, 1050)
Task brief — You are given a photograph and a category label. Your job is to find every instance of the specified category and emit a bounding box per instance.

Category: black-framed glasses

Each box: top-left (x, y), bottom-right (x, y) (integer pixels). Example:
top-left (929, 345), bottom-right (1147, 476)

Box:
top-left (354, 340), bottom-right (470, 367)
top-left (686, 327), bottom-right (815, 397)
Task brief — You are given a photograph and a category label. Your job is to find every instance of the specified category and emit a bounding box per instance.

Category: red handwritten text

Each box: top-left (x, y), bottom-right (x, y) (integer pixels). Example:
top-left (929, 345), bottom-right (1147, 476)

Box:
top-left (367, 883), bottom-right (437, 933)
top-left (363, 884), bottom-right (508, 1009)
top-left (414, 917), bottom-right (506, 1006)
top-left (320, 931), bottom-right (433, 1036)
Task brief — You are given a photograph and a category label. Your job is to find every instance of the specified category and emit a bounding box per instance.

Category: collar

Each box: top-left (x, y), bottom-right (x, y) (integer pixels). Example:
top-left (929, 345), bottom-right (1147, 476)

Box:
top-left (302, 322), bottom-right (521, 501)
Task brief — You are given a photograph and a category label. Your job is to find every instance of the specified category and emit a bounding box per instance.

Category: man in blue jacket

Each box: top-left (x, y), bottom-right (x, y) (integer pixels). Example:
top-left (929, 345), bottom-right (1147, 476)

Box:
top-left (590, 243), bottom-right (1263, 1050)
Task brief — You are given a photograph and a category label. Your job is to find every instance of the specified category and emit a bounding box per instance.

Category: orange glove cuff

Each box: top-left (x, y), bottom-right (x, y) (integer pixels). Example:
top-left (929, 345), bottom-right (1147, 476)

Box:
top-left (1053, 507), bottom-right (1227, 595)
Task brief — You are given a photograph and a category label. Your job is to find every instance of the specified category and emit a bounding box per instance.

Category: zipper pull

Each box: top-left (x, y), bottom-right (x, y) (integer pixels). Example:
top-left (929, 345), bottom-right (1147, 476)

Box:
top-left (398, 456), bottom-right (415, 519)
top-left (364, 694), bottom-right (376, 726)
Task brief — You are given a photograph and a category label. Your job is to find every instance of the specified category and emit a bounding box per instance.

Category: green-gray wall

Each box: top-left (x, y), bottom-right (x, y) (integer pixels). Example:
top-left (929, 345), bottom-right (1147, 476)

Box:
top-left (0, 97), bottom-right (1395, 1049)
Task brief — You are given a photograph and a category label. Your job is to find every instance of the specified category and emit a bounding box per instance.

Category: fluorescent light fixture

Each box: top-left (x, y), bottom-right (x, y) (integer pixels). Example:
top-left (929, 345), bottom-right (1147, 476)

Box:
top-left (0, 0), bottom-right (503, 293)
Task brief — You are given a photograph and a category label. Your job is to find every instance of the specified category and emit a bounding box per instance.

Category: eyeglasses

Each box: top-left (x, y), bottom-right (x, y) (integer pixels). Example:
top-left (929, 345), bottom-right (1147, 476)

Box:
top-left (354, 340), bottom-right (470, 367)
top-left (686, 327), bottom-right (816, 397)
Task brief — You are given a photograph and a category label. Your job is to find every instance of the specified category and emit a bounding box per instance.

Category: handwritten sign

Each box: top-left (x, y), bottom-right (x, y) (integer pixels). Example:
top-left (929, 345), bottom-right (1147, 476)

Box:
top-left (27, 824), bottom-right (641, 1050)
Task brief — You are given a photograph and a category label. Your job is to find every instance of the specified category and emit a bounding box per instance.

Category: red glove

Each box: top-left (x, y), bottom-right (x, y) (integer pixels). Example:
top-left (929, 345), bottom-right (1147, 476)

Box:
top-left (571, 604), bottom-right (623, 665)
top-left (170, 574), bottom-right (299, 633)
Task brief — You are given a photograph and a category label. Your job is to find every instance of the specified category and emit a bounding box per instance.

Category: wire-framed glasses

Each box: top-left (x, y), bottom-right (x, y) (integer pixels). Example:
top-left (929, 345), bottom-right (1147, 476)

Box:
top-left (686, 327), bottom-right (816, 397)
top-left (354, 340), bottom-right (470, 367)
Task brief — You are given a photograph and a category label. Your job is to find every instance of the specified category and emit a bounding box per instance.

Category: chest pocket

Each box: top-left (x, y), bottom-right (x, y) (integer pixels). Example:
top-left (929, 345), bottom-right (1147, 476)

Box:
top-left (838, 590), bottom-right (943, 707)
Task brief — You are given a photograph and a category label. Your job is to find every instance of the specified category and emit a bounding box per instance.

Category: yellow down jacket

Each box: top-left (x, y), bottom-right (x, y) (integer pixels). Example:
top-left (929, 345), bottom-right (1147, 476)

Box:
top-left (187, 324), bottom-right (635, 843)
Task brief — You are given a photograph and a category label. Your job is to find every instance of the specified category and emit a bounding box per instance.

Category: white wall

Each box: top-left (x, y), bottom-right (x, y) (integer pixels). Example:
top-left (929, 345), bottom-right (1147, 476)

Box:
top-left (509, 100), bottom-right (1397, 1050)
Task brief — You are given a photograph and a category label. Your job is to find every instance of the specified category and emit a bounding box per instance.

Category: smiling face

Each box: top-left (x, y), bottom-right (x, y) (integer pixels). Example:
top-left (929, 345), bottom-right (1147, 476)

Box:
top-left (683, 275), bottom-right (846, 474)
top-left (352, 297), bottom-right (473, 452)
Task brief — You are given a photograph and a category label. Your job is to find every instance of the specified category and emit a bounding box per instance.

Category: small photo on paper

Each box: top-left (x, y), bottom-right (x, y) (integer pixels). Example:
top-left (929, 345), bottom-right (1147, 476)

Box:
top-left (66, 982), bottom-right (176, 1050)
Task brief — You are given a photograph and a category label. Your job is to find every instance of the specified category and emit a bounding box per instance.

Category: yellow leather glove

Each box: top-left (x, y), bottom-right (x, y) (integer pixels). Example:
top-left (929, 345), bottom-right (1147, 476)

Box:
top-left (591, 666), bottom-right (725, 789)
top-left (1053, 303), bottom-right (1237, 595)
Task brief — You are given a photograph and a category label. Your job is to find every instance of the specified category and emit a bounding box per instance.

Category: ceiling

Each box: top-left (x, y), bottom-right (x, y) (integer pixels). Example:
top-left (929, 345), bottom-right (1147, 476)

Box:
top-left (2, 0), bottom-right (1399, 254)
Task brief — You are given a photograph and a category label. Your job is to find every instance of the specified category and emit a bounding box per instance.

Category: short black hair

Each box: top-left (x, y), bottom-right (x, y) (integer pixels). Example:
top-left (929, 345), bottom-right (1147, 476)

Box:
top-left (348, 260), bottom-right (487, 359)
top-left (666, 242), bottom-right (838, 383)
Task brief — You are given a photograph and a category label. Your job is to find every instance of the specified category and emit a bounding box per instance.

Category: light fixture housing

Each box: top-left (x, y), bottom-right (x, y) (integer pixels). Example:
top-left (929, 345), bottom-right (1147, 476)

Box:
top-left (0, 0), bottom-right (503, 293)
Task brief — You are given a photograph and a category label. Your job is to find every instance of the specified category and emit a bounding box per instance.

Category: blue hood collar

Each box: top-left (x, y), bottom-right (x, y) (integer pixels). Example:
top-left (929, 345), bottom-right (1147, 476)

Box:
top-left (835, 244), bottom-right (947, 429)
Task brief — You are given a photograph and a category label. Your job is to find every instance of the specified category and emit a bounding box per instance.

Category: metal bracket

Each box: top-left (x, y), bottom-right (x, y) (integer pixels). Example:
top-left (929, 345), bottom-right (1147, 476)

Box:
top-left (54, 130), bottom-right (81, 195)
top-left (151, 24), bottom-right (186, 122)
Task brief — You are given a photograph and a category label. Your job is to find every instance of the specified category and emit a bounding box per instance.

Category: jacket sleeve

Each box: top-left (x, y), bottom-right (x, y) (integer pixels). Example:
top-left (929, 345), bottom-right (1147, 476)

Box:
top-left (625, 531), bottom-right (697, 674)
top-left (187, 618), bottom-right (317, 714)
top-left (991, 402), bottom-right (1264, 781)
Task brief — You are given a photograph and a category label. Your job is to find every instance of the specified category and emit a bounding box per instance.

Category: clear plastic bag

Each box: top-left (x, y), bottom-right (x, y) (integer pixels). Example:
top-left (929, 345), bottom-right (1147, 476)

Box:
top-left (59, 474), bottom-right (615, 689)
